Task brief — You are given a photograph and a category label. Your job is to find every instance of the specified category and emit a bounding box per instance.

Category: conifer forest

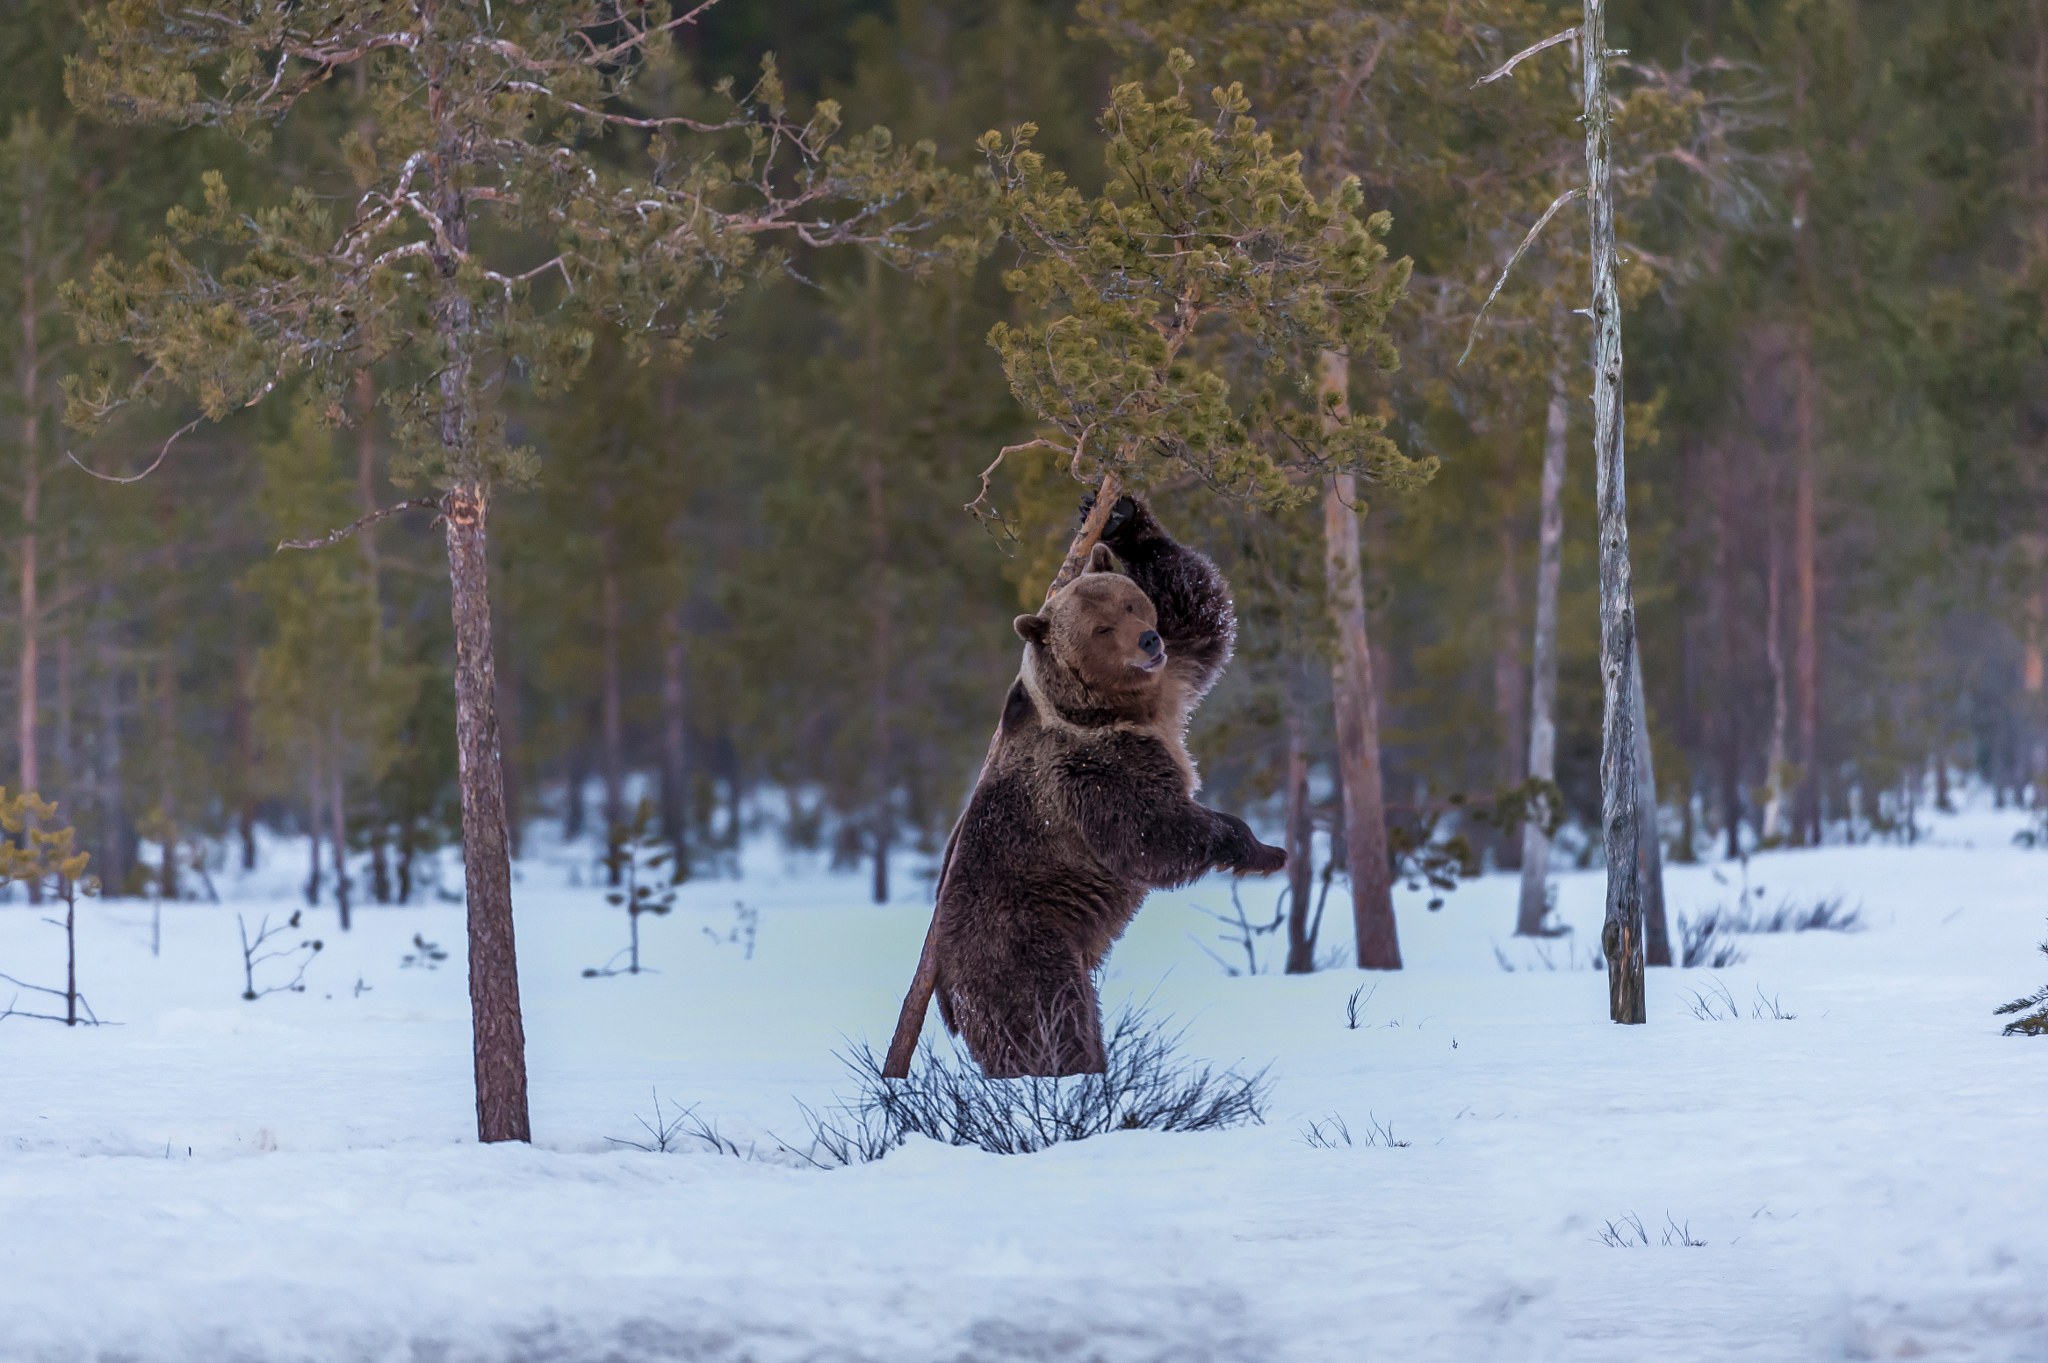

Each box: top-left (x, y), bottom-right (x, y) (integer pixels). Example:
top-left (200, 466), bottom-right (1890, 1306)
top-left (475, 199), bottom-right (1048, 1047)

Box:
top-left (0, 0), bottom-right (2032, 918)
top-left (6, 1), bottom-right (2048, 1355)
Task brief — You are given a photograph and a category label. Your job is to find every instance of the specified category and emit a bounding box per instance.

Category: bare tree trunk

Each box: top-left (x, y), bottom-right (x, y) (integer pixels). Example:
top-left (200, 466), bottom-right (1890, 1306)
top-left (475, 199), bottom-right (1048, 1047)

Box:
top-left (1762, 480), bottom-right (1790, 841)
top-left (1517, 362), bottom-right (1569, 934)
top-left (231, 607), bottom-right (257, 871)
top-left (1791, 67), bottom-right (1821, 849)
top-left (1586, 0), bottom-right (1644, 1022)
top-left (305, 743), bottom-right (324, 907)
top-left (156, 633), bottom-right (177, 903)
top-left (94, 581), bottom-right (129, 895)
top-left (355, 368), bottom-right (382, 671)
top-left (599, 512), bottom-right (625, 852)
top-left (1713, 444), bottom-right (1743, 857)
top-left (1632, 649), bottom-right (1670, 967)
top-left (1494, 495), bottom-right (1524, 871)
top-left (427, 58), bottom-right (527, 1137)
top-left (866, 447), bottom-right (892, 905)
top-left (1321, 351), bottom-right (1399, 970)
top-left (444, 483), bottom-right (529, 1144)
top-left (329, 715), bottom-right (350, 930)
top-left (55, 564), bottom-right (72, 814)
top-left (19, 218), bottom-right (41, 901)
top-left (660, 592), bottom-right (689, 864)
top-left (1283, 701), bottom-right (1316, 974)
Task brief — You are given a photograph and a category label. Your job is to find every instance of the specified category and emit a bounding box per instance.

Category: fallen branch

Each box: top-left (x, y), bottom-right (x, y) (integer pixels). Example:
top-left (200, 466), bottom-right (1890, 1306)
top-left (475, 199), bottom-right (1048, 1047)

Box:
top-left (277, 498), bottom-right (442, 552)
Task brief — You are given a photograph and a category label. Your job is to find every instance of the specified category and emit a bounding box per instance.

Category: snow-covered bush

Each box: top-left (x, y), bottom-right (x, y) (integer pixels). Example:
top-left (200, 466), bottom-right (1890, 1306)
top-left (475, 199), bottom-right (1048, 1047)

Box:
top-left (808, 1008), bottom-right (1272, 1160)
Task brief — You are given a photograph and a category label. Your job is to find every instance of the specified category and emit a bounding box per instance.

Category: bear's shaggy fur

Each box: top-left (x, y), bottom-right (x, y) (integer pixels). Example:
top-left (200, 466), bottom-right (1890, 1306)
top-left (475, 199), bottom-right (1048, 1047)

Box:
top-left (929, 498), bottom-right (1286, 1078)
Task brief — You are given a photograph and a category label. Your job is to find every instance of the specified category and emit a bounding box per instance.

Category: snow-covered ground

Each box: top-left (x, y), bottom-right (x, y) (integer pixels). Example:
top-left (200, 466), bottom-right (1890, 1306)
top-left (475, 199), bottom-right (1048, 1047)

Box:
top-left (4, 799), bottom-right (2046, 1362)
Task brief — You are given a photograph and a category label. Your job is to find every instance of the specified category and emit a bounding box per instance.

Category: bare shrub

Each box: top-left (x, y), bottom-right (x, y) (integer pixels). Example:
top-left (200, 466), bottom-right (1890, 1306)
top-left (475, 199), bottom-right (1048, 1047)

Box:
top-left (1597, 1212), bottom-right (1706, 1248)
top-left (606, 1088), bottom-right (751, 1157)
top-left (1297, 1112), bottom-right (1406, 1149)
top-left (807, 1006), bottom-right (1272, 1161)
top-left (1680, 977), bottom-right (1796, 1021)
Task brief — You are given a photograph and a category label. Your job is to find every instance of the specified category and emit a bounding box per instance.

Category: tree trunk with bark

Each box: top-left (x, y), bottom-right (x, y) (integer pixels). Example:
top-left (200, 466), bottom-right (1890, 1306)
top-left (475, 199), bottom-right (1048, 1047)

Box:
top-left (1321, 351), bottom-right (1399, 970)
top-left (1493, 495), bottom-right (1524, 871)
top-left (1713, 443), bottom-right (1743, 857)
top-left (1762, 481), bottom-right (1790, 841)
top-left (329, 717), bottom-right (351, 930)
top-left (1585, 0), bottom-right (1645, 1022)
top-left (1283, 700), bottom-right (1316, 974)
top-left (598, 492), bottom-right (624, 875)
top-left (1632, 648), bottom-right (1670, 966)
top-left (1791, 65), bottom-right (1822, 849)
top-left (1517, 362), bottom-right (1569, 935)
top-left (660, 594), bottom-right (689, 865)
top-left (443, 482), bottom-right (529, 1144)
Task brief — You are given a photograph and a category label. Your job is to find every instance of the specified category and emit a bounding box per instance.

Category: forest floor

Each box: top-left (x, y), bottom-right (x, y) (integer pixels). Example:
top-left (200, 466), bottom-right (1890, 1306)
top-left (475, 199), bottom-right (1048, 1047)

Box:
top-left (3, 796), bottom-right (2046, 1362)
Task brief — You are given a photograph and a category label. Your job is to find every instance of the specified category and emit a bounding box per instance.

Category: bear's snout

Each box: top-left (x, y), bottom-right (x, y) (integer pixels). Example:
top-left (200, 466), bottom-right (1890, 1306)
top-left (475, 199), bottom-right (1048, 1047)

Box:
top-left (1139, 630), bottom-right (1162, 658)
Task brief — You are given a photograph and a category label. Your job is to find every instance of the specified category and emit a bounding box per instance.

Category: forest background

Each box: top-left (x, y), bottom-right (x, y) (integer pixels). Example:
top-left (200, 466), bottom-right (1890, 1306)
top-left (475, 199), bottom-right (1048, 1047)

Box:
top-left (2, 0), bottom-right (2041, 936)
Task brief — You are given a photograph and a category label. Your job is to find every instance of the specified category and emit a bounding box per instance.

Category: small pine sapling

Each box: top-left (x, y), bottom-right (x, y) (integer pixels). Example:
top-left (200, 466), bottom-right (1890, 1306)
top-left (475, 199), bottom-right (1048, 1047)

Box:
top-left (237, 911), bottom-right (324, 1001)
top-left (1995, 932), bottom-right (2048, 1036)
top-left (0, 792), bottom-right (104, 1026)
top-left (586, 801), bottom-right (676, 978)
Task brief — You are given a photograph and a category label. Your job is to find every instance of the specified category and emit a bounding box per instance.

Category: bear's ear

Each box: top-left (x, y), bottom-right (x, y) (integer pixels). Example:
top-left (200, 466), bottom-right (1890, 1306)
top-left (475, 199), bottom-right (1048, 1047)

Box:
top-left (1014, 613), bottom-right (1050, 645)
top-left (1085, 542), bottom-right (1118, 575)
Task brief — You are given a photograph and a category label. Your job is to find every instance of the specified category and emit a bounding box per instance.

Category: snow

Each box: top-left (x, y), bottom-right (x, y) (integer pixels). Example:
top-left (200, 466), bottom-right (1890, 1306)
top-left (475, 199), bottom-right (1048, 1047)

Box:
top-left (4, 801), bottom-right (2047, 1362)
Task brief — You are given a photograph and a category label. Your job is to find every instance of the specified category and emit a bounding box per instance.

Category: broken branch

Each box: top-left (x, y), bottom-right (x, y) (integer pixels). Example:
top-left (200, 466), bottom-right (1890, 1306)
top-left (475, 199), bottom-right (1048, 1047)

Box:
top-left (277, 498), bottom-right (442, 553)
top-left (1459, 185), bottom-right (1586, 365)
top-left (1474, 28), bottom-right (1581, 88)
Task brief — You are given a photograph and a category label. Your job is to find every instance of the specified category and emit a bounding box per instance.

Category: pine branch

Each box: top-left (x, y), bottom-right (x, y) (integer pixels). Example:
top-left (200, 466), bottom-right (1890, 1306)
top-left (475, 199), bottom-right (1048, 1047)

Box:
top-left (277, 499), bottom-right (443, 553)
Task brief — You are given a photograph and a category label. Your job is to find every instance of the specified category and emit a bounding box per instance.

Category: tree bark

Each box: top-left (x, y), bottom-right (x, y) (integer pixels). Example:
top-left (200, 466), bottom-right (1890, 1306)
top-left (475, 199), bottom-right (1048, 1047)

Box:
top-left (660, 595), bottom-right (689, 864)
top-left (1791, 66), bottom-right (1822, 849)
top-left (1321, 351), bottom-right (1399, 970)
top-left (866, 446), bottom-right (892, 905)
top-left (1713, 443), bottom-right (1743, 857)
top-left (1632, 648), bottom-right (1670, 967)
top-left (444, 482), bottom-right (529, 1144)
top-left (305, 743), bottom-right (324, 907)
top-left (355, 368), bottom-right (381, 671)
top-left (1283, 701), bottom-right (1316, 974)
top-left (597, 489), bottom-right (625, 872)
top-left (329, 715), bottom-right (350, 930)
top-left (94, 580), bottom-right (129, 895)
top-left (1493, 490), bottom-right (1524, 872)
top-left (18, 212), bottom-right (41, 901)
top-left (1586, 0), bottom-right (1645, 1023)
top-left (497, 643), bottom-right (523, 861)
top-left (1516, 361), bottom-right (1569, 935)
top-left (1762, 478), bottom-right (1790, 841)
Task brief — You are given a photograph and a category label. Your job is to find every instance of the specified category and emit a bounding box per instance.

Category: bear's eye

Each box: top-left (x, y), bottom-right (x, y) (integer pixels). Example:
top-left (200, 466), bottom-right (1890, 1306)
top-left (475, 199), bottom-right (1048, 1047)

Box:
top-left (1094, 626), bottom-right (1113, 636)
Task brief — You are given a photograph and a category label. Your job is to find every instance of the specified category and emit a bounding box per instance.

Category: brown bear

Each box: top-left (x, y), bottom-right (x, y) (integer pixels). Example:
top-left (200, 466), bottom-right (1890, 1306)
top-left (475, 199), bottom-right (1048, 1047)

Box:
top-left (928, 496), bottom-right (1286, 1078)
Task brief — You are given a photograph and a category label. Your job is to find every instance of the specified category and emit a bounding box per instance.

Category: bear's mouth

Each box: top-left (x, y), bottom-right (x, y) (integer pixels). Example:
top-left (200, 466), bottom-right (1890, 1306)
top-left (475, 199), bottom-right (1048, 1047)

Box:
top-left (1132, 653), bottom-right (1167, 673)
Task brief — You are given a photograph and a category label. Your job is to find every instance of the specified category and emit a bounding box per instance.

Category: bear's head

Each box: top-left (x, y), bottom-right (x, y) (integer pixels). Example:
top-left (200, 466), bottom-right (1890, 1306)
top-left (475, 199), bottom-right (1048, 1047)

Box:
top-left (1013, 543), bottom-right (1166, 722)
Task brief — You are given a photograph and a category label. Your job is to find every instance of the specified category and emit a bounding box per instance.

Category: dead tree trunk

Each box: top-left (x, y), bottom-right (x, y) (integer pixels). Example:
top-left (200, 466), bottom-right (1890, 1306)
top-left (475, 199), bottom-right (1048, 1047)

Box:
top-left (1632, 648), bottom-right (1670, 966)
top-left (1586, 0), bottom-right (1644, 1022)
top-left (1493, 487), bottom-right (1524, 871)
top-left (1517, 361), bottom-right (1569, 934)
top-left (1321, 351), bottom-right (1399, 970)
top-left (1283, 700), bottom-right (1316, 973)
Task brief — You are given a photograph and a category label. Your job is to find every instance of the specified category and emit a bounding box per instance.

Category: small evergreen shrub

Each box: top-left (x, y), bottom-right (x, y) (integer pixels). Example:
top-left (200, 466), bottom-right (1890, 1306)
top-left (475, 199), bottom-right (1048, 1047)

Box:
top-left (1995, 934), bottom-right (2048, 1036)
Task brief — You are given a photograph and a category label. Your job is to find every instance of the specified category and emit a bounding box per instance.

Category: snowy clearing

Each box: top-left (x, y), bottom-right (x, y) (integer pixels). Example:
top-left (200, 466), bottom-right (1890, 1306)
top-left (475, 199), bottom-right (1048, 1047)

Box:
top-left (4, 802), bottom-right (2046, 1362)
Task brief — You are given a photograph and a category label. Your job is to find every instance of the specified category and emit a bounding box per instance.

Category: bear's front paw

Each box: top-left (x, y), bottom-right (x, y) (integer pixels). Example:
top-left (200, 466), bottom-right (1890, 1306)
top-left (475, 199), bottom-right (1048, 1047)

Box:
top-left (1237, 840), bottom-right (1287, 876)
top-left (1215, 813), bottom-right (1286, 876)
top-left (1078, 493), bottom-right (1153, 549)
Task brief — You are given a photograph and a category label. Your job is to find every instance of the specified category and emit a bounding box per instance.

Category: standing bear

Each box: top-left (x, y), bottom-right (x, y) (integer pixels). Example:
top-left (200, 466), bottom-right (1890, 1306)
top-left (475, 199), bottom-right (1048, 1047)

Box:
top-left (929, 496), bottom-right (1286, 1078)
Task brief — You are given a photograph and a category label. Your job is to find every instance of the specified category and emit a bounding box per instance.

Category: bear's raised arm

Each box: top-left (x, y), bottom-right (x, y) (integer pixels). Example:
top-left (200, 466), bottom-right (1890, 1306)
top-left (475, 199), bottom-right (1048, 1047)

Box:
top-left (1090, 496), bottom-right (1236, 698)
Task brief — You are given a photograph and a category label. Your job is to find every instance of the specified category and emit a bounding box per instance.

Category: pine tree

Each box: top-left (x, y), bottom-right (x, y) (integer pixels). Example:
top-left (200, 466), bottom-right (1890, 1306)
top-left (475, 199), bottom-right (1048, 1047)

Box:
top-left (63, 0), bottom-right (982, 1141)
